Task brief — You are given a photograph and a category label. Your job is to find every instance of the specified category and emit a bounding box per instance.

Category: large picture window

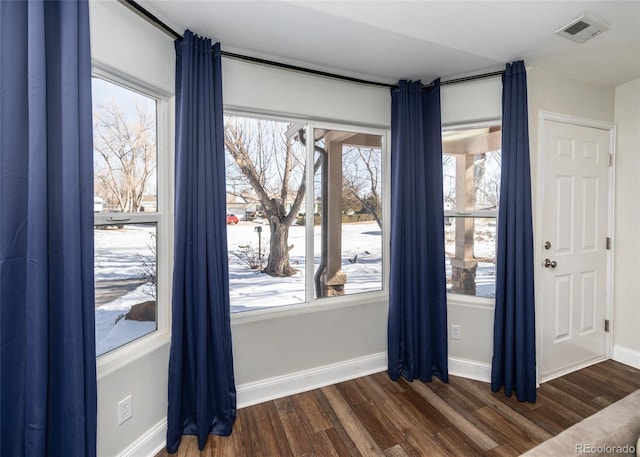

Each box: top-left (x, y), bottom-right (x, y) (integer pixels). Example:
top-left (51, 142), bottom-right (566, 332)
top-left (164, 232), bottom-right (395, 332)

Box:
top-left (443, 125), bottom-right (501, 299)
top-left (93, 76), bottom-right (163, 356)
top-left (224, 114), bottom-right (386, 313)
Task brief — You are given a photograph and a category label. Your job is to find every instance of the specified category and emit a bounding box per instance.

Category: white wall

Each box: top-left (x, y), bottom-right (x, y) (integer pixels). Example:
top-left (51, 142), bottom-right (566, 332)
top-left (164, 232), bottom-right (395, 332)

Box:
top-left (224, 67), bottom-right (505, 387)
top-left (441, 76), bottom-right (503, 379)
top-left (90, 2), bottom-right (175, 456)
top-left (446, 69), bottom-right (620, 378)
top-left (222, 58), bottom-right (389, 127)
top-left (613, 78), bottom-right (640, 368)
top-left (526, 71), bottom-right (640, 371)
top-left (96, 6), bottom-right (631, 451)
top-left (527, 68), bottom-right (615, 187)
top-left (526, 67), bottom-right (616, 379)
top-left (90, 1), bottom-right (174, 94)
top-left (90, 5), bottom-right (394, 454)
top-left (441, 76), bottom-right (502, 126)
top-left (90, 14), bottom-right (510, 448)
top-left (222, 58), bottom-right (391, 391)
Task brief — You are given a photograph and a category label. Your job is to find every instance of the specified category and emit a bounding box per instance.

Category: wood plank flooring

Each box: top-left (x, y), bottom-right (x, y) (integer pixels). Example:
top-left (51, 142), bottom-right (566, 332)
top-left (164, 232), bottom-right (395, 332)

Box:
top-left (156, 360), bottom-right (640, 456)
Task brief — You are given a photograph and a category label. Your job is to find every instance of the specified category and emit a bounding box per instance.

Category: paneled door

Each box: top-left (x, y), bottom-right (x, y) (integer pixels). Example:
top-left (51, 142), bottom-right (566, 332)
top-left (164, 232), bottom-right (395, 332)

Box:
top-left (539, 118), bottom-right (611, 382)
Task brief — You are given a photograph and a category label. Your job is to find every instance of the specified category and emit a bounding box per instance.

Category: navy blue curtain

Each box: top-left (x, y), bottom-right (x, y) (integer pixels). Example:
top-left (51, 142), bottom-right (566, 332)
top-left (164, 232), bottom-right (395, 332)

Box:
top-left (0, 1), bottom-right (97, 456)
top-left (388, 80), bottom-right (448, 383)
top-left (491, 61), bottom-right (537, 402)
top-left (167, 31), bottom-right (236, 452)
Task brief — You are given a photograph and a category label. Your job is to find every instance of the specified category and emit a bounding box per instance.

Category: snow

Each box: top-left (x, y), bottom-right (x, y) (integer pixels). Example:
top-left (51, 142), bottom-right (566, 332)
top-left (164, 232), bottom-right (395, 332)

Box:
top-left (227, 222), bottom-right (383, 312)
top-left (96, 312), bottom-right (156, 356)
top-left (94, 224), bottom-right (155, 281)
top-left (95, 283), bottom-right (157, 356)
top-left (95, 225), bottom-right (156, 356)
top-left (95, 220), bottom-right (496, 355)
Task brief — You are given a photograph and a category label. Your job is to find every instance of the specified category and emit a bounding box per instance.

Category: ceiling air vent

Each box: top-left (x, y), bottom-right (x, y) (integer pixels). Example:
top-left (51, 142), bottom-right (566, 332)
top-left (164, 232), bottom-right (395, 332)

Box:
top-left (556, 14), bottom-right (609, 44)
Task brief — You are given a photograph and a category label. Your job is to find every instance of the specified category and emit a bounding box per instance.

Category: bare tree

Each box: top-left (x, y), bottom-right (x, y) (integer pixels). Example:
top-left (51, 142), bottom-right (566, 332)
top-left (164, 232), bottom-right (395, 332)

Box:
top-left (342, 147), bottom-right (382, 228)
top-left (93, 100), bottom-right (156, 212)
top-left (224, 116), bottom-right (321, 277)
top-left (442, 154), bottom-right (456, 207)
top-left (474, 150), bottom-right (501, 210)
top-left (341, 179), bottom-right (364, 215)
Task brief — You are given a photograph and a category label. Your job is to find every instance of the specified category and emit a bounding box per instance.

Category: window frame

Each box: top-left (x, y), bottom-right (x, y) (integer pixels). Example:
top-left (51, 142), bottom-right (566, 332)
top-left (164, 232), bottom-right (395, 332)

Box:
top-left (442, 120), bottom-right (501, 308)
top-left (225, 110), bottom-right (390, 324)
top-left (92, 64), bottom-right (173, 371)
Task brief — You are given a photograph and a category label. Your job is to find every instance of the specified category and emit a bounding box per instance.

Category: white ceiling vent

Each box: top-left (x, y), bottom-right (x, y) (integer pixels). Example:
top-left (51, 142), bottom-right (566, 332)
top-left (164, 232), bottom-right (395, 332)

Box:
top-left (556, 14), bottom-right (609, 44)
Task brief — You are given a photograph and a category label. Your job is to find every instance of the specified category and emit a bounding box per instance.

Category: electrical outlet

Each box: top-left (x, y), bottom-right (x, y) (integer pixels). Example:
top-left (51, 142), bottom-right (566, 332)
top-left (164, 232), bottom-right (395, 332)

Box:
top-left (118, 395), bottom-right (133, 425)
top-left (451, 324), bottom-right (461, 340)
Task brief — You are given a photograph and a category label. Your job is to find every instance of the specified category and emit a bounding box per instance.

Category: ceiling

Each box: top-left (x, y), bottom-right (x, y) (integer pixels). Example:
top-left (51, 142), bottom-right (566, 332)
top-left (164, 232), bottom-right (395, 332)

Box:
top-left (136, 0), bottom-right (640, 87)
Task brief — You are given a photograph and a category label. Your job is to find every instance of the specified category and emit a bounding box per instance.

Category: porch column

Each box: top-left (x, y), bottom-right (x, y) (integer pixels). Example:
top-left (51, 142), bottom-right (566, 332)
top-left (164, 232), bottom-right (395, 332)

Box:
top-left (451, 153), bottom-right (478, 295)
top-left (321, 140), bottom-right (346, 296)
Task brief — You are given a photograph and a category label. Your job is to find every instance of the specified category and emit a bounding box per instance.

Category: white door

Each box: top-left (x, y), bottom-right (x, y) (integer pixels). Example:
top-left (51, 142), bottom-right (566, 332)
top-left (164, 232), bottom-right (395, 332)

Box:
top-left (539, 119), bottom-right (610, 382)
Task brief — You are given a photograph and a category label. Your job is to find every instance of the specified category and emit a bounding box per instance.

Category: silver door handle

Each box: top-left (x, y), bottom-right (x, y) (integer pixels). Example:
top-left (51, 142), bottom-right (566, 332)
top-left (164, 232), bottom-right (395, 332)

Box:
top-left (544, 258), bottom-right (557, 268)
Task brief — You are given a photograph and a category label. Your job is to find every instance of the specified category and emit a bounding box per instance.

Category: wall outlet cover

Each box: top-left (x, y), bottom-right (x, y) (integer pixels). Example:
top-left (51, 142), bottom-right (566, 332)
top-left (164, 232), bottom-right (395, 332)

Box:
top-left (118, 395), bottom-right (133, 425)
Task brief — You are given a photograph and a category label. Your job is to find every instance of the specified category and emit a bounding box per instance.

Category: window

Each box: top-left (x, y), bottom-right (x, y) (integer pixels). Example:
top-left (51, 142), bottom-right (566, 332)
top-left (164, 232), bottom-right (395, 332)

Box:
top-left (442, 125), bottom-right (501, 299)
top-left (93, 76), bottom-right (163, 356)
top-left (224, 114), bottom-right (386, 313)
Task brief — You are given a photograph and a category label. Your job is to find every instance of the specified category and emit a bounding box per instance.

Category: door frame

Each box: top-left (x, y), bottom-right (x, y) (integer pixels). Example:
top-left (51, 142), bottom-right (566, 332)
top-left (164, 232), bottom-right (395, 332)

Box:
top-left (535, 111), bottom-right (616, 383)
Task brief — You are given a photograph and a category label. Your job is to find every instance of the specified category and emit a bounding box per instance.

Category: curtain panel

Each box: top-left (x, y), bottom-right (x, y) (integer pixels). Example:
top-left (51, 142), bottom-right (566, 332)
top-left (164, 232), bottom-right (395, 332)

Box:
top-left (491, 60), bottom-right (537, 402)
top-left (388, 80), bottom-right (448, 383)
top-left (167, 31), bottom-right (236, 452)
top-left (0, 1), bottom-right (97, 456)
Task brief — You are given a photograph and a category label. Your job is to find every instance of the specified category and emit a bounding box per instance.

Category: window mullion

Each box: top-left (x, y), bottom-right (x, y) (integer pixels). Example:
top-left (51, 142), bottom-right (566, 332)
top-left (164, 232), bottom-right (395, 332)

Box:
top-left (305, 123), bottom-right (315, 305)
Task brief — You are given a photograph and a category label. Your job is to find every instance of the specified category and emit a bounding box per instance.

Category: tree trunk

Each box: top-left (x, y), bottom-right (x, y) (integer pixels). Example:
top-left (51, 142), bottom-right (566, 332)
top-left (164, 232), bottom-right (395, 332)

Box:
top-left (263, 218), bottom-right (297, 277)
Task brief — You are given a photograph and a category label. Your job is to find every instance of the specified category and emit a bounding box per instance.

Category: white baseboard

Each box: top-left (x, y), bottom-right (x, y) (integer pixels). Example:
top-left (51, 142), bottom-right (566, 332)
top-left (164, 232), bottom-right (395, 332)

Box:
top-left (237, 355), bottom-right (494, 409)
top-left (448, 356), bottom-right (491, 383)
top-left (236, 352), bottom-right (388, 408)
top-left (118, 353), bottom-right (387, 457)
top-left (613, 344), bottom-right (640, 370)
top-left (117, 352), bottom-right (497, 457)
top-left (117, 418), bottom-right (167, 457)
top-left (539, 355), bottom-right (607, 384)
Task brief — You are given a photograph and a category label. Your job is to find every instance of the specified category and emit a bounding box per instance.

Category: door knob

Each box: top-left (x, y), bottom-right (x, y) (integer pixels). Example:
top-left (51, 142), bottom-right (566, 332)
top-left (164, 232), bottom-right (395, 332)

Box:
top-left (544, 258), bottom-right (557, 268)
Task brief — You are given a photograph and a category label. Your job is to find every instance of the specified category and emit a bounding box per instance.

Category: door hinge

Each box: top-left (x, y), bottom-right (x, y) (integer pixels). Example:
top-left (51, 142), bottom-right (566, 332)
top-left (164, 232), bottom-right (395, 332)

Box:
top-left (606, 237), bottom-right (612, 250)
top-left (608, 154), bottom-right (614, 167)
top-left (605, 319), bottom-right (610, 333)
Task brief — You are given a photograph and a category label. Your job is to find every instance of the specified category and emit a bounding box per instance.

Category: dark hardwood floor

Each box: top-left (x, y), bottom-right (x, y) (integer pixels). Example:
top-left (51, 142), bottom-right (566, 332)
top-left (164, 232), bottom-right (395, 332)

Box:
top-left (157, 360), bottom-right (640, 456)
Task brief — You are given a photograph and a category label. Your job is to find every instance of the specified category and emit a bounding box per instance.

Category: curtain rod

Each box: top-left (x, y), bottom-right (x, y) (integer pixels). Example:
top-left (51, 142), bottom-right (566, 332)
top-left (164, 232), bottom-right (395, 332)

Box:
top-left (121, 0), bottom-right (504, 89)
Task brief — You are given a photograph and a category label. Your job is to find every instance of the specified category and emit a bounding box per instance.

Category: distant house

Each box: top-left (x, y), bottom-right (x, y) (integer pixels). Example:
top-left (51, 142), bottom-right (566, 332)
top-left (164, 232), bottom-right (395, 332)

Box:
top-left (94, 195), bottom-right (104, 213)
top-left (226, 192), bottom-right (257, 220)
top-left (140, 195), bottom-right (157, 212)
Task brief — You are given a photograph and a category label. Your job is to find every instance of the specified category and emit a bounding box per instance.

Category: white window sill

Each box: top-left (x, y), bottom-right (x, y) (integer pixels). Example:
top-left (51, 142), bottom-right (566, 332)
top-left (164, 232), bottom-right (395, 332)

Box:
top-left (97, 329), bottom-right (170, 379)
top-left (447, 293), bottom-right (495, 310)
top-left (231, 291), bottom-right (388, 326)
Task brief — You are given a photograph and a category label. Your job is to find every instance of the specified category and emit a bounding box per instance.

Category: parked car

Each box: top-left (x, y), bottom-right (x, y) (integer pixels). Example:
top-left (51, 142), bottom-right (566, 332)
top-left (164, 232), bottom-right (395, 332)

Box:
top-left (226, 214), bottom-right (239, 225)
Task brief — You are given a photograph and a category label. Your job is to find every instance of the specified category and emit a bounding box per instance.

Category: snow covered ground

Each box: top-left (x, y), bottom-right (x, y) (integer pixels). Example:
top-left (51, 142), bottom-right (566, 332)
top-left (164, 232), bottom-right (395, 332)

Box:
top-left (95, 283), bottom-right (156, 355)
top-left (227, 221), bottom-right (383, 312)
top-left (95, 220), bottom-right (496, 356)
top-left (95, 225), bottom-right (156, 356)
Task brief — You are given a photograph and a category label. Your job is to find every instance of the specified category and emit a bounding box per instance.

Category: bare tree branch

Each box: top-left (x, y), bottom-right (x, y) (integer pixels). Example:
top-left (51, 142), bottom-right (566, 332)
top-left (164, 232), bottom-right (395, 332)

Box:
top-left (223, 118), bottom-right (322, 277)
top-left (93, 100), bottom-right (156, 212)
top-left (342, 146), bottom-right (382, 228)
